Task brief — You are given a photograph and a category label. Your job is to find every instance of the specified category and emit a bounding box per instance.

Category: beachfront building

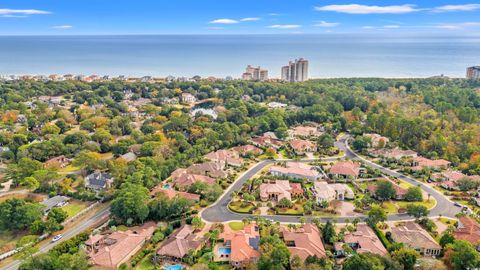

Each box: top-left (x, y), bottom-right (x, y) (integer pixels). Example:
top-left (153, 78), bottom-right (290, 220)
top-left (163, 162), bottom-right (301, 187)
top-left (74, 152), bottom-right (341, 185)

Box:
top-left (242, 65), bottom-right (268, 81)
top-left (281, 58), bottom-right (309, 82)
top-left (467, 66), bottom-right (480, 79)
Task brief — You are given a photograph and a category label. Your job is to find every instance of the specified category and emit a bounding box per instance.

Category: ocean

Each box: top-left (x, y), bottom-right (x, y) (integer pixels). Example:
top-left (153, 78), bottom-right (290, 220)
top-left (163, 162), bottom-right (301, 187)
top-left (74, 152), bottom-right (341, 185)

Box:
top-left (0, 34), bottom-right (479, 78)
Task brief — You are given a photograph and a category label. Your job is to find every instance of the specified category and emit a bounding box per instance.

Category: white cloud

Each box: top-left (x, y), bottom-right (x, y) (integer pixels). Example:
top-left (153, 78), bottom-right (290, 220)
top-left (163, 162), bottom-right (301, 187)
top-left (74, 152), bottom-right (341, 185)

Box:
top-left (240, 17), bottom-right (261, 21)
top-left (433, 4), bottom-right (480, 12)
top-left (362, 26), bottom-right (375, 29)
top-left (53, 25), bottom-right (73, 29)
top-left (268, 24), bottom-right (302, 29)
top-left (209, 19), bottom-right (239, 24)
top-left (315, 4), bottom-right (419, 14)
top-left (435, 22), bottom-right (480, 29)
top-left (0, 8), bottom-right (51, 16)
top-left (314, 21), bottom-right (340, 27)
top-left (384, 25), bottom-right (400, 28)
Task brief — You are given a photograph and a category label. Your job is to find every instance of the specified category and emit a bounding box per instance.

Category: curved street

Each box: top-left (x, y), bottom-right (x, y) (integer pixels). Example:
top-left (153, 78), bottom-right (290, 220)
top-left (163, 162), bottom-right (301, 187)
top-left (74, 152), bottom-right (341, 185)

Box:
top-left (201, 135), bottom-right (461, 223)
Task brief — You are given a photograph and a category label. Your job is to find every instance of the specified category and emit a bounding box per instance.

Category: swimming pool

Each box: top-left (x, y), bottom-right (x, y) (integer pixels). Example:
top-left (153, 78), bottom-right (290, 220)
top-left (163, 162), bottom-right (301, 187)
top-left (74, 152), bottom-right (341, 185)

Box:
top-left (218, 247), bottom-right (231, 255)
top-left (163, 184), bottom-right (171, 190)
top-left (164, 264), bottom-right (182, 270)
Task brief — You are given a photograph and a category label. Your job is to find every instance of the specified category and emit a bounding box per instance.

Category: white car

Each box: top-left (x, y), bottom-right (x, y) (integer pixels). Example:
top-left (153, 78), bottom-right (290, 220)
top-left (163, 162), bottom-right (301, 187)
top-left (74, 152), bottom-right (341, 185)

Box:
top-left (51, 234), bottom-right (63, 243)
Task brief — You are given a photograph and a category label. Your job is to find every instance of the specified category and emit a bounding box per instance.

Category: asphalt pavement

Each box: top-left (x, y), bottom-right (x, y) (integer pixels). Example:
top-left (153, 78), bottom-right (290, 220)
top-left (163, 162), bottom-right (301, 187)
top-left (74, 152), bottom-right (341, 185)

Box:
top-left (201, 135), bottom-right (461, 223)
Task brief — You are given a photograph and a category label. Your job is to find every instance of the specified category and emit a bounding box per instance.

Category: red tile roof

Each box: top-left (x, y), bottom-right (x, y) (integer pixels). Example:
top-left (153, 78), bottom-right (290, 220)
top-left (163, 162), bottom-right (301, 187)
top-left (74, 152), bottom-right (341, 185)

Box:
top-left (453, 217), bottom-right (480, 245)
top-left (220, 223), bottom-right (260, 263)
top-left (330, 161), bottom-right (360, 177)
top-left (280, 224), bottom-right (326, 261)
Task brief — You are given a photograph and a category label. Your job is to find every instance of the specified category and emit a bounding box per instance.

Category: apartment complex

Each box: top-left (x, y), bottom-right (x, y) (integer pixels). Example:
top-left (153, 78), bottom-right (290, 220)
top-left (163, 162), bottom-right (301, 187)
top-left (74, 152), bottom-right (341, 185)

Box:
top-left (242, 65), bottom-right (269, 81)
top-left (466, 66), bottom-right (480, 79)
top-left (281, 58), bottom-right (309, 82)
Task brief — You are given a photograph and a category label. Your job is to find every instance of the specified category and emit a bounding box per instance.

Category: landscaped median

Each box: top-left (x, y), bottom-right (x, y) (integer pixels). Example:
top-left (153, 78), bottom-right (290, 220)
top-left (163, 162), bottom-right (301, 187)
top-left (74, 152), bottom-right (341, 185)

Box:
top-left (228, 201), bottom-right (256, 214)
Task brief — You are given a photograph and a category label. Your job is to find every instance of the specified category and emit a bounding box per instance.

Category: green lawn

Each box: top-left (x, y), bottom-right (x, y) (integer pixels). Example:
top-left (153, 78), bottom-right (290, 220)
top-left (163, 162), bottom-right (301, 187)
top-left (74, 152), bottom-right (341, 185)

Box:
top-left (58, 164), bottom-right (81, 173)
top-left (377, 201), bottom-right (397, 214)
top-left (228, 201), bottom-right (255, 214)
top-left (396, 198), bottom-right (436, 210)
top-left (135, 254), bottom-right (155, 270)
top-left (277, 203), bottom-right (304, 215)
top-left (397, 180), bottom-right (414, 189)
top-left (61, 201), bottom-right (88, 218)
top-left (228, 222), bottom-right (245, 231)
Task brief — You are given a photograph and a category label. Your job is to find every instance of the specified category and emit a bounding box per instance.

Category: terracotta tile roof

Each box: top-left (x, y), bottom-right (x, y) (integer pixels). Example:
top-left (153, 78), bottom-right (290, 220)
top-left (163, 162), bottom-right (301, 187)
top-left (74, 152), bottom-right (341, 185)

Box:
top-left (391, 222), bottom-right (441, 250)
top-left (270, 162), bottom-right (320, 179)
top-left (370, 148), bottom-right (417, 160)
top-left (412, 157), bottom-right (451, 170)
top-left (172, 173), bottom-right (215, 189)
top-left (290, 183), bottom-right (303, 195)
top-left (343, 224), bottom-right (388, 256)
top-left (289, 139), bottom-right (317, 152)
top-left (453, 217), bottom-right (480, 245)
top-left (290, 126), bottom-right (321, 137)
top-left (220, 223), bottom-right (260, 263)
top-left (260, 180), bottom-right (293, 201)
top-left (280, 224), bottom-right (326, 261)
top-left (232, 145), bottom-right (263, 156)
top-left (314, 182), bottom-right (354, 201)
top-left (330, 161), bottom-right (360, 177)
top-left (157, 225), bottom-right (204, 259)
top-left (186, 162), bottom-right (228, 178)
top-left (87, 222), bottom-right (156, 269)
top-left (204, 150), bottom-right (244, 166)
top-left (251, 136), bottom-right (283, 148)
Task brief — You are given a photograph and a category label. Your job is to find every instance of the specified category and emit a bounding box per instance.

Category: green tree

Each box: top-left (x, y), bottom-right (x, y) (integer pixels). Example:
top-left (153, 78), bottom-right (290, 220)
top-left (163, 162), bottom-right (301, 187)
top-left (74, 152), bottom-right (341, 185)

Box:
top-left (375, 181), bottom-right (396, 202)
top-left (322, 221), bottom-right (337, 244)
top-left (444, 240), bottom-right (480, 270)
top-left (0, 199), bottom-right (43, 231)
top-left (343, 253), bottom-right (385, 270)
top-left (47, 208), bottom-right (68, 224)
top-left (366, 206), bottom-right (387, 227)
top-left (404, 187), bottom-right (423, 202)
top-left (392, 247), bottom-right (419, 270)
top-left (406, 204), bottom-right (429, 219)
top-left (111, 183), bottom-right (150, 224)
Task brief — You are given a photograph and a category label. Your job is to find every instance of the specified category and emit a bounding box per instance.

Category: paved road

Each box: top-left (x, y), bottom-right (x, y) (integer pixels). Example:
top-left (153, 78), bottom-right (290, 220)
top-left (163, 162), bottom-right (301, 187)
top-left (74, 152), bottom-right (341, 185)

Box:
top-left (201, 135), bottom-right (461, 223)
top-left (1, 207), bottom-right (111, 270)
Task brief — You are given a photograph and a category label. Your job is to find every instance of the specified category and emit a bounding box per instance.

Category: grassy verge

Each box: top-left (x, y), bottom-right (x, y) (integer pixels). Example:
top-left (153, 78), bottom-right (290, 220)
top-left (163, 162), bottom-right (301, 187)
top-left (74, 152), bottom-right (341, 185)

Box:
top-left (61, 201), bottom-right (88, 218)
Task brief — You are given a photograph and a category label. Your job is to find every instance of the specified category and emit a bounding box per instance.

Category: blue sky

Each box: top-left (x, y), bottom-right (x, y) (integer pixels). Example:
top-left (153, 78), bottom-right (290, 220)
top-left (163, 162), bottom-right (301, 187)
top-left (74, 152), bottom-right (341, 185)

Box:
top-left (1, 0), bottom-right (480, 35)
